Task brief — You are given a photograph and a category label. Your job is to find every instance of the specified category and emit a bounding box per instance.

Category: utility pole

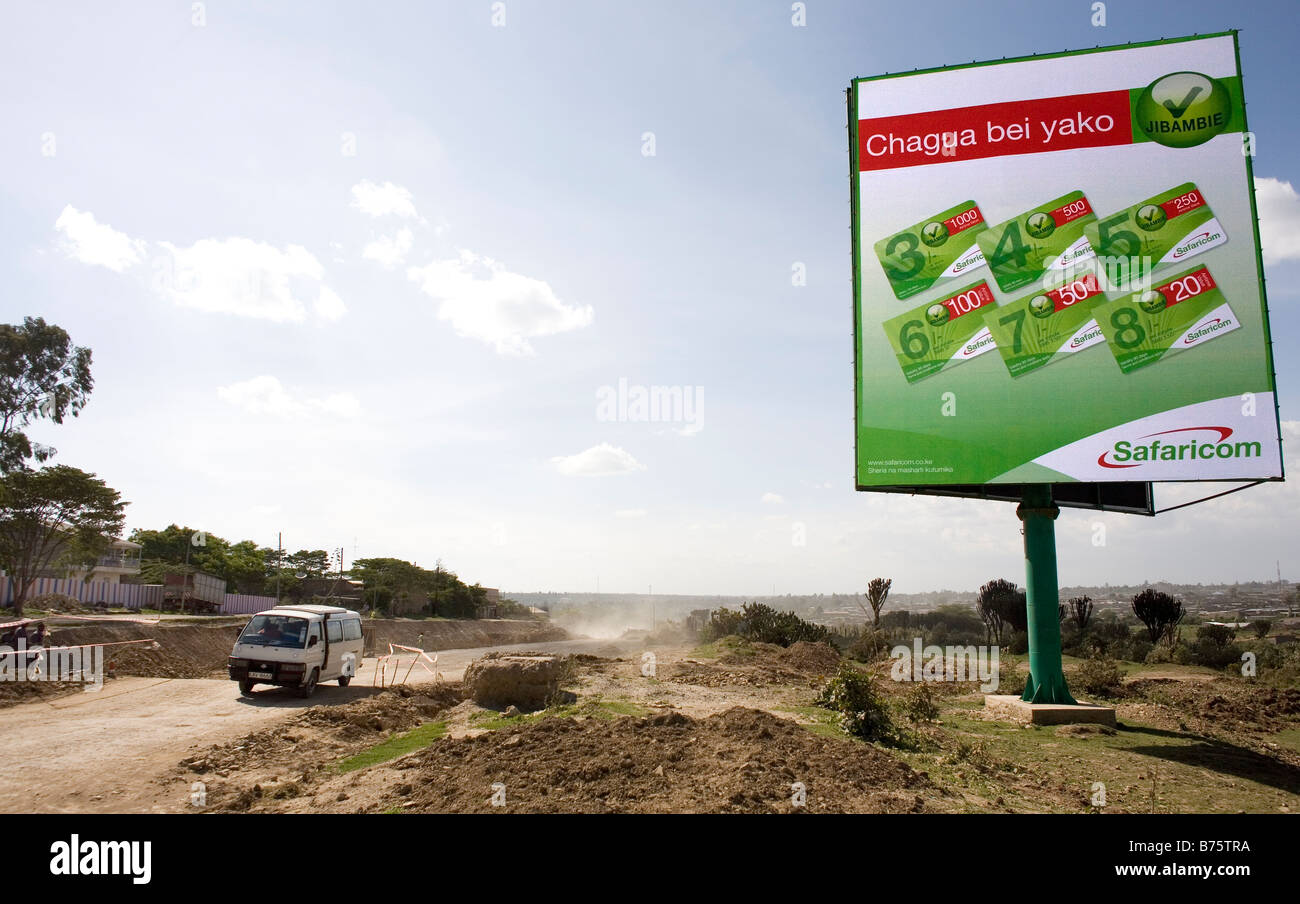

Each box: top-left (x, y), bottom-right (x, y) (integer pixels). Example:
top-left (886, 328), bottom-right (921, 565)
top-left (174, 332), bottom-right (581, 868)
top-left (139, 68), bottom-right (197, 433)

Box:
top-left (275, 532), bottom-right (282, 603)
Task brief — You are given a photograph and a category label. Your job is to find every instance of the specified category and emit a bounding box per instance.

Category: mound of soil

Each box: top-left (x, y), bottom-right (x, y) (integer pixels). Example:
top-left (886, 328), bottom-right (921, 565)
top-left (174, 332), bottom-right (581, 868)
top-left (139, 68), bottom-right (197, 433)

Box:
top-left (0, 681), bottom-right (86, 709)
top-left (669, 641), bottom-right (839, 689)
top-left (1125, 679), bottom-right (1300, 733)
top-left (781, 641), bottom-right (841, 674)
top-left (49, 622), bottom-right (244, 679)
top-left (181, 686), bottom-right (466, 808)
top-left (464, 652), bottom-right (567, 711)
top-left (312, 706), bottom-right (930, 814)
top-left (298, 684), bottom-right (463, 739)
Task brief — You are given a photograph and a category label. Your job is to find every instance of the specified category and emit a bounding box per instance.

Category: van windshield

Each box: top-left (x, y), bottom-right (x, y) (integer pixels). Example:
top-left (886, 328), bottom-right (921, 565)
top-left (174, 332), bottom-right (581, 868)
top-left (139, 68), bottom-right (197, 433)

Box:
top-left (239, 615), bottom-right (308, 648)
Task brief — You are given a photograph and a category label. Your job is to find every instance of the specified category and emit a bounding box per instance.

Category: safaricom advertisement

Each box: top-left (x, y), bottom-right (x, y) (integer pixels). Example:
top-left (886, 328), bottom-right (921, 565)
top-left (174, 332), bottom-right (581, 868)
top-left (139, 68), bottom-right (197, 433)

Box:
top-left (850, 32), bottom-right (1283, 488)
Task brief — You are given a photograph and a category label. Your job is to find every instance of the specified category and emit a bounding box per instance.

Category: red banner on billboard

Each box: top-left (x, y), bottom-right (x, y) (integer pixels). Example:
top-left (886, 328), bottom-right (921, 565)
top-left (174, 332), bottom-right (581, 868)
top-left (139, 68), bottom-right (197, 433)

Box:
top-left (858, 89), bottom-right (1134, 171)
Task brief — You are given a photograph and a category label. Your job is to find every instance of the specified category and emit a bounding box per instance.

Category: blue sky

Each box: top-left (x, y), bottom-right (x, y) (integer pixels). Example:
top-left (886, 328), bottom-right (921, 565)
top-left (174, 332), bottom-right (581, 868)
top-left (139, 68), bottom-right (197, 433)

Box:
top-left (2, 1), bottom-right (1298, 595)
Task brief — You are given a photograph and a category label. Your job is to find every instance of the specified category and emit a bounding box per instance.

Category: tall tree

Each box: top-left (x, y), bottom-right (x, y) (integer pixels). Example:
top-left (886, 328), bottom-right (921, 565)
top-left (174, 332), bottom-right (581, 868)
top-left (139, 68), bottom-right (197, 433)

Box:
top-left (1131, 588), bottom-right (1185, 644)
top-left (977, 578), bottom-right (1022, 644)
top-left (0, 318), bottom-right (93, 473)
top-left (859, 577), bottom-right (893, 626)
top-left (1068, 595), bottom-right (1094, 632)
top-left (0, 465), bottom-right (126, 615)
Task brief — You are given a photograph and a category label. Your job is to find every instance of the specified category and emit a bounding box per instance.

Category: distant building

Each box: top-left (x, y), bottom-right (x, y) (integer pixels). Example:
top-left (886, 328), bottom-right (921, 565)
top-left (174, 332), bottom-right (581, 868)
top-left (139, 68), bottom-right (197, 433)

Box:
top-left (46, 538), bottom-right (142, 586)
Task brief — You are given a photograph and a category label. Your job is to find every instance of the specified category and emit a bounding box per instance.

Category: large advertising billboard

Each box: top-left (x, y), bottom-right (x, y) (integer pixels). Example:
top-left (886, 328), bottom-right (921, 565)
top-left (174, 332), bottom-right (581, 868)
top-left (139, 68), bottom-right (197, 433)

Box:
top-left (850, 33), bottom-right (1283, 494)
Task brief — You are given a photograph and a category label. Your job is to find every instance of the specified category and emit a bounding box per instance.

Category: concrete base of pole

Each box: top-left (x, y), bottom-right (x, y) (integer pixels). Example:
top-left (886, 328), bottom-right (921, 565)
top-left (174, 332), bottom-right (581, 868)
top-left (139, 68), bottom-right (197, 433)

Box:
top-left (984, 694), bottom-right (1116, 727)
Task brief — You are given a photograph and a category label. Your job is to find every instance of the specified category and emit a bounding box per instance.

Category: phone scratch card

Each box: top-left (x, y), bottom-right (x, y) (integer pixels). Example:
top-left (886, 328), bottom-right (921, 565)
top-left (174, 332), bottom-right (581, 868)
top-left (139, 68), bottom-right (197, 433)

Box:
top-left (1085, 182), bottom-right (1227, 292)
top-left (1094, 265), bottom-right (1239, 373)
top-left (873, 201), bottom-right (988, 301)
top-left (977, 191), bottom-right (1097, 294)
top-left (984, 272), bottom-right (1107, 377)
top-left (882, 280), bottom-right (998, 383)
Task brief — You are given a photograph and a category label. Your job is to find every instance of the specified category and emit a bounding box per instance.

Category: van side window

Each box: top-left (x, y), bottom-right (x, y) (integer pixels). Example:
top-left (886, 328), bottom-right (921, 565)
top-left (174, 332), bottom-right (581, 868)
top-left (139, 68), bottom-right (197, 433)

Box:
top-left (343, 619), bottom-right (362, 641)
top-left (326, 620), bottom-right (343, 643)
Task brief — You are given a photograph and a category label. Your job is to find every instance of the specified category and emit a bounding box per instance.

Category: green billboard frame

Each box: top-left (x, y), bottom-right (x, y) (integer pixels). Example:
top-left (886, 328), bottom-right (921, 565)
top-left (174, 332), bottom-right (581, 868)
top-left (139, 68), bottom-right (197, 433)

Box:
top-left (848, 31), bottom-right (1283, 517)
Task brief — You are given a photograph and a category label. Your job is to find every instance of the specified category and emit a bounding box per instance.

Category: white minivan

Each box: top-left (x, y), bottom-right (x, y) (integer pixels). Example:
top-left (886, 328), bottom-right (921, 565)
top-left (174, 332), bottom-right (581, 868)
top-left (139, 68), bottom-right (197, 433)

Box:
top-left (228, 605), bottom-right (364, 698)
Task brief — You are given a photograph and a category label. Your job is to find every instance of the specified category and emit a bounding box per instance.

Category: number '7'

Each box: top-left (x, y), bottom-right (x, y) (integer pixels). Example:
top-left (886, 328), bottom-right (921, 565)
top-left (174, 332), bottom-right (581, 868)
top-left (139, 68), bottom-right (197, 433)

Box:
top-left (999, 309), bottom-right (1026, 354)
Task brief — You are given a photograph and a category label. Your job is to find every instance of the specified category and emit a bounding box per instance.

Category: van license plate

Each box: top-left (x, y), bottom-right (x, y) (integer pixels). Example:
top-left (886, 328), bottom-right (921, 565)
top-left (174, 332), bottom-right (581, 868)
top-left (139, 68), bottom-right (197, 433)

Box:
top-left (249, 671), bottom-right (273, 680)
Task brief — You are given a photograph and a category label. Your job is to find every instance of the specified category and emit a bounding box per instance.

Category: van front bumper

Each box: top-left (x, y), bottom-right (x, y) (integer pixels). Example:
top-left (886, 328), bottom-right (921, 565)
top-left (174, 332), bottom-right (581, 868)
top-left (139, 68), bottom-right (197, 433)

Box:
top-left (228, 657), bottom-right (307, 687)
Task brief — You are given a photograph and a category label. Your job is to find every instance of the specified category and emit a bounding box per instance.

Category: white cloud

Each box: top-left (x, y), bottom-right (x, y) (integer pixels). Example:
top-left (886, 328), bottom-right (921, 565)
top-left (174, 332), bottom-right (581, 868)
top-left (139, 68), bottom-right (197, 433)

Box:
top-left (761, 492), bottom-right (785, 504)
top-left (53, 205), bottom-right (145, 272)
top-left (615, 508), bottom-right (648, 518)
top-left (408, 250), bottom-right (594, 355)
top-left (314, 285), bottom-right (347, 321)
top-left (157, 237), bottom-right (344, 323)
top-left (551, 443), bottom-right (645, 477)
top-left (217, 375), bottom-right (361, 419)
top-left (1255, 177), bottom-right (1300, 266)
top-left (362, 228), bottom-right (414, 269)
top-left (351, 179), bottom-right (420, 219)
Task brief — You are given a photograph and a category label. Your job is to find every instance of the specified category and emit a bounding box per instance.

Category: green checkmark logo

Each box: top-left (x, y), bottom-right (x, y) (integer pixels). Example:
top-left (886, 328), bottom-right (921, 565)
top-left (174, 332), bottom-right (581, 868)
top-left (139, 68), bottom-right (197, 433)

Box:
top-left (1136, 71), bottom-right (1232, 148)
top-left (1162, 85), bottom-right (1202, 119)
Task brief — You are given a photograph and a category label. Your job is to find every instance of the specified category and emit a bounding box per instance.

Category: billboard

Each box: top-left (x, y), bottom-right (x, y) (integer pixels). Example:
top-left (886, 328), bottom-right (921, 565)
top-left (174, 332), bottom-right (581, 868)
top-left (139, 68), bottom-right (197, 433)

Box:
top-left (850, 33), bottom-right (1283, 500)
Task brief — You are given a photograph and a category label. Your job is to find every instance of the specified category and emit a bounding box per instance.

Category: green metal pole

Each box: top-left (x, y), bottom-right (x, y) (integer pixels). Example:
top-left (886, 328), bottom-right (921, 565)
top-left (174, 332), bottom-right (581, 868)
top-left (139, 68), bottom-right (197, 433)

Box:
top-left (1017, 484), bottom-right (1076, 705)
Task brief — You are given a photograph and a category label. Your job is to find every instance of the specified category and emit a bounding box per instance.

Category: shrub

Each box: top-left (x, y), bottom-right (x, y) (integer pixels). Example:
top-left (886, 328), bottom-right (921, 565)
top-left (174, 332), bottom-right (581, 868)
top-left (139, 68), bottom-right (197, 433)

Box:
top-left (742, 603), bottom-right (829, 646)
top-left (1075, 656), bottom-right (1124, 698)
top-left (997, 658), bottom-right (1027, 696)
top-left (701, 603), bottom-right (828, 647)
top-left (1191, 624), bottom-right (1242, 669)
top-left (701, 607), bottom-right (746, 642)
top-left (848, 627), bottom-right (890, 663)
top-left (903, 684), bottom-right (940, 722)
top-left (817, 665), bottom-right (897, 744)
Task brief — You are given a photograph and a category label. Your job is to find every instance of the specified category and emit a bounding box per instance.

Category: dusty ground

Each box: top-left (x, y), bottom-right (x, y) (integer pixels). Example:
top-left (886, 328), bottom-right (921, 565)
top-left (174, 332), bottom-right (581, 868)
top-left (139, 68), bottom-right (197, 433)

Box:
top-left (5, 626), bottom-right (1299, 814)
top-left (0, 632), bottom-right (606, 814)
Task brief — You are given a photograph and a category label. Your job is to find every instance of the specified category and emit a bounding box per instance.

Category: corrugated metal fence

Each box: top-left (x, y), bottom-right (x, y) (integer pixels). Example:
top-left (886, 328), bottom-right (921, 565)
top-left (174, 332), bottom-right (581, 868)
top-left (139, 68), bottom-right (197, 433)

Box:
top-left (0, 576), bottom-right (163, 609)
top-left (0, 576), bottom-right (277, 616)
top-left (220, 594), bottom-right (279, 615)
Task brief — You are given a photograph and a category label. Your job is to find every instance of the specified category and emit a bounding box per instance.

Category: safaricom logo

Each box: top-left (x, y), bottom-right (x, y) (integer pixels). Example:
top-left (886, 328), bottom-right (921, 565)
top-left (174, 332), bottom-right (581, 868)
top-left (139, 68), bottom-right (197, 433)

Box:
top-left (1183, 316), bottom-right (1233, 344)
top-left (1172, 230), bottom-right (1222, 259)
top-left (961, 333), bottom-right (995, 357)
top-left (1098, 426), bottom-right (1261, 468)
top-left (1070, 326), bottom-right (1103, 349)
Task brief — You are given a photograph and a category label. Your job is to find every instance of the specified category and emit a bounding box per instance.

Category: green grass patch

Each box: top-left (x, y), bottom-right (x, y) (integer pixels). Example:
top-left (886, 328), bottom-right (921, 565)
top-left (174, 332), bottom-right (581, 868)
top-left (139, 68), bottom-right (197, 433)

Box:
top-left (775, 704), bottom-right (851, 741)
top-left (471, 697), bottom-right (650, 731)
top-left (336, 720), bottom-right (447, 773)
top-left (689, 635), bottom-right (755, 660)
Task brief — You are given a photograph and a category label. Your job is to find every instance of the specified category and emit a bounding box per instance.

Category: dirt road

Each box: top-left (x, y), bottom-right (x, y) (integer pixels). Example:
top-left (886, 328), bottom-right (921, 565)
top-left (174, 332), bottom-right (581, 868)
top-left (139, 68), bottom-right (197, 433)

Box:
top-left (0, 637), bottom-right (626, 814)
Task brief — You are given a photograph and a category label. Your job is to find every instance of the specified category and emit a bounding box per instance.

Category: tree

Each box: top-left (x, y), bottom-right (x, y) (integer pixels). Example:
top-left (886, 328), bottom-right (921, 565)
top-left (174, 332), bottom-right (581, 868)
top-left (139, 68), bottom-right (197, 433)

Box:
top-left (1131, 588), bottom-right (1185, 644)
top-left (1251, 620), bottom-right (1271, 640)
top-left (0, 465), bottom-right (126, 615)
top-left (977, 578), bottom-right (1022, 644)
top-left (130, 524), bottom-right (278, 594)
top-left (859, 577), bottom-right (892, 626)
top-left (0, 318), bottom-right (93, 473)
top-left (1069, 595), bottom-right (1095, 632)
top-left (286, 549), bottom-right (331, 578)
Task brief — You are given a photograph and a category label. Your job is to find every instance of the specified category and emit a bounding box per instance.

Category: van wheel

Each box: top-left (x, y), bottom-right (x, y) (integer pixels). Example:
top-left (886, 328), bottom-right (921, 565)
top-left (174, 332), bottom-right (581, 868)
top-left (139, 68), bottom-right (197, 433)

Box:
top-left (239, 680), bottom-right (256, 696)
top-left (298, 668), bottom-right (318, 699)
top-left (338, 676), bottom-right (351, 687)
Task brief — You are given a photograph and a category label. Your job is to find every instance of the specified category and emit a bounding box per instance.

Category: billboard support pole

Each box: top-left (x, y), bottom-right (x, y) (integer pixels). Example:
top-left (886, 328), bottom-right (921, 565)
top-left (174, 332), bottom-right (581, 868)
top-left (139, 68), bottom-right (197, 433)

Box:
top-left (1017, 484), bottom-right (1076, 705)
